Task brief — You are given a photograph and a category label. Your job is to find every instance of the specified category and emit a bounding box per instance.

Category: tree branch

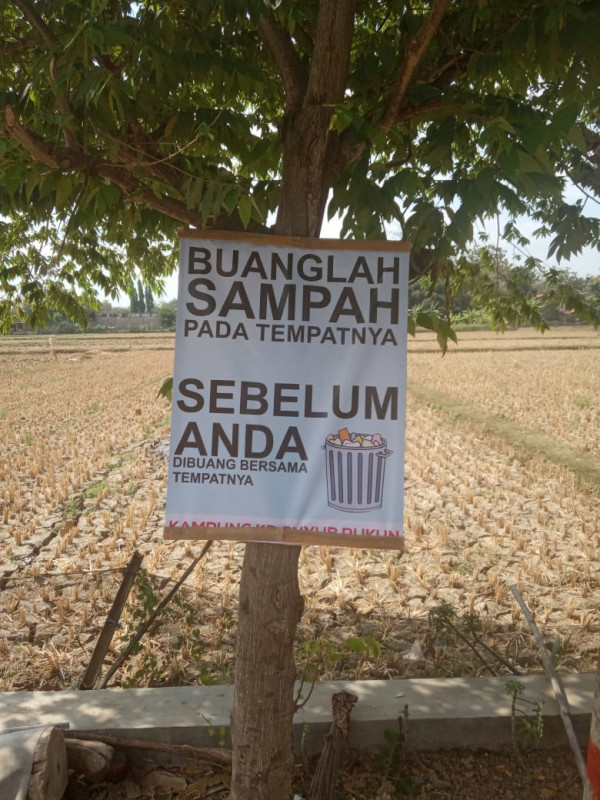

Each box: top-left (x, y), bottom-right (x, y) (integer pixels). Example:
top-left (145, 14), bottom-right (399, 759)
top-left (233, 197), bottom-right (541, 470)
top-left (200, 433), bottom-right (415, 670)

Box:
top-left (430, 53), bottom-right (471, 88)
top-left (4, 106), bottom-right (268, 234)
top-left (13, 0), bottom-right (81, 151)
top-left (258, 15), bottom-right (307, 113)
top-left (0, 36), bottom-right (37, 53)
top-left (12, 0), bottom-right (54, 46)
top-left (395, 98), bottom-right (468, 124)
top-left (118, 120), bottom-right (185, 194)
top-left (5, 105), bottom-right (62, 167)
top-left (382, 0), bottom-right (450, 127)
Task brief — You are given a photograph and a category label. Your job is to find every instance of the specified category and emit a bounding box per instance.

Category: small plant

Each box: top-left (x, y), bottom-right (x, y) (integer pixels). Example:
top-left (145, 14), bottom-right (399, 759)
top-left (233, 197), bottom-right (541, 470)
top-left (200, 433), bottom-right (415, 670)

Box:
top-left (121, 650), bottom-right (164, 687)
top-left (550, 634), bottom-right (570, 669)
top-left (345, 635), bottom-right (381, 677)
top-left (378, 707), bottom-right (414, 795)
top-left (62, 495), bottom-right (84, 522)
top-left (505, 679), bottom-right (544, 760)
top-left (131, 569), bottom-right (162, 621)
top-left (298, 635), bottom-right (384, 682)
top-left (428, 602), bottom-right (519, 676)
top-left (201, 715), bottom-right (228, 748)
top-left (299, 637), bottom-right (341, 681)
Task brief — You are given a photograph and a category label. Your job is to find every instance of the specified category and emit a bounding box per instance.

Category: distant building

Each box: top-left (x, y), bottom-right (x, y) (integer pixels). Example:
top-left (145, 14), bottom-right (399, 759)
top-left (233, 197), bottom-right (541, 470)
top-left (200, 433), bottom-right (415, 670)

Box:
top-left (93, 312), bottom-right (161, 332)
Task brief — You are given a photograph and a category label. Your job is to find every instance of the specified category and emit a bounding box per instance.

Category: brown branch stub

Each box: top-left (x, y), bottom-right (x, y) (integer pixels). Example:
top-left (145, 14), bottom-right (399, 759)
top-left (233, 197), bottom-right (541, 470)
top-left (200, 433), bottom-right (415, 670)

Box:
top-left (5, 105), bottom-right (58, 167)
top-left (382, 0), bottom-right (450, 128)
top-left (258, 15), bottom-right (307, 112)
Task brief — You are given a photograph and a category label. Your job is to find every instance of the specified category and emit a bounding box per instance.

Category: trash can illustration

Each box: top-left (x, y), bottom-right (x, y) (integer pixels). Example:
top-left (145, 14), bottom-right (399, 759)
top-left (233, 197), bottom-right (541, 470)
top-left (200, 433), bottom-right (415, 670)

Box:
top-left (323, 431), bottom-right (393, 512)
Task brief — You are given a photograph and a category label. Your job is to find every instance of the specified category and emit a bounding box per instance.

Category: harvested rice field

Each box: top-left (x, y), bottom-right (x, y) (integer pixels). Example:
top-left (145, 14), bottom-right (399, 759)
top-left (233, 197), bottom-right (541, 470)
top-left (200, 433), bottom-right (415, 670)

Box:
top-left (0, 328), bottom-right (598, 692)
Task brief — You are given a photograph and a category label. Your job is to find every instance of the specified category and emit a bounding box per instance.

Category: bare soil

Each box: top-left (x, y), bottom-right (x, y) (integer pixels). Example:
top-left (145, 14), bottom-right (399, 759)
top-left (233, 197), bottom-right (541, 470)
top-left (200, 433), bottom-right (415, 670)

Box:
top-left (65, 746), bottom-right (585, 799)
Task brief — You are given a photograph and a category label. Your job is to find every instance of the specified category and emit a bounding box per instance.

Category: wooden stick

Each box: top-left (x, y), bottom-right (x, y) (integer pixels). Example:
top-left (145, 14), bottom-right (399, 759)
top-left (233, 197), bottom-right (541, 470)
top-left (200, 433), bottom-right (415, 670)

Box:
top-left (509, 585), bottom-right (590, 791)
top-left (308, 690), bottom-right (358, 800)
top-left (80, 550), bottom-right (143, 690)
top-left (97, 541), bottom-right (212, 688)
top-left (65, 731), bottom-right (232, 766)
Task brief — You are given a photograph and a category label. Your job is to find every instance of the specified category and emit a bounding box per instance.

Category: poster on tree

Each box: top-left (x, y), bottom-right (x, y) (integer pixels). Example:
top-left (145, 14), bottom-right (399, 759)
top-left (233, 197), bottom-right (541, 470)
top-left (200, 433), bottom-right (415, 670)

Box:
top-left (164, 231), bottom-right (410, 550)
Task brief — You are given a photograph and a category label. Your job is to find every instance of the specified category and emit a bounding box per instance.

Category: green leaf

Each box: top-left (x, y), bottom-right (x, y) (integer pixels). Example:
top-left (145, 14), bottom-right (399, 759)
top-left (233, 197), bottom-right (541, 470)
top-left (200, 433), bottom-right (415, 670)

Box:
top-left (238, 194), bottom-right (252, 228)
top-left (345, 637), bottom-right (368, 653)
top-left (55, 175), bottom-right (72, 209)
top-left (567, 124), bottom-right (588, 153)
top-left (415, 312), bottom-right (458, 354)
top-left (157, 377), bottom-right (173, 403)
top-left (25, 170), bottom-right (40, 204)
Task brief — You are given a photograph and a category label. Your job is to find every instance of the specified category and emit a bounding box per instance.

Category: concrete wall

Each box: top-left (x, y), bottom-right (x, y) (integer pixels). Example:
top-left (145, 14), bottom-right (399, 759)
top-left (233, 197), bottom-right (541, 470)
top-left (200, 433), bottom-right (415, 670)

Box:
top-left (93, 313), bottom-right (162, 332)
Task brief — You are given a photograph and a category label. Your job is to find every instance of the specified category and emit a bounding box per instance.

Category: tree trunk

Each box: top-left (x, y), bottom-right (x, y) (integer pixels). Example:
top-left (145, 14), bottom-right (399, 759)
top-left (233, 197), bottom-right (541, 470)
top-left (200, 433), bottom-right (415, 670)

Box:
top-left (228, 152), bottom-right (325, 797)
top-left (228, 117), bottom-right (330, 800)
top-left (27, 726), bottom-right (68, 800)
top-left (277, 107), bottom-right (333, 237)
top-left (229, 6), bottom-right (356, 796)
top-left (229, 542), bottom-right (303, 799)
top-left (64, 738), bottom-right (118, 783)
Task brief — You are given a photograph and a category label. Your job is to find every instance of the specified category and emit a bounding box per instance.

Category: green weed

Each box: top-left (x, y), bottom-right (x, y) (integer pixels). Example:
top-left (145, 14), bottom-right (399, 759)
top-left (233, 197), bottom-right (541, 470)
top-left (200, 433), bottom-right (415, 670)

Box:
top-left (84, 479), bottom-right (108, 499)
top-left (62, 495), bottom-right (84, 522)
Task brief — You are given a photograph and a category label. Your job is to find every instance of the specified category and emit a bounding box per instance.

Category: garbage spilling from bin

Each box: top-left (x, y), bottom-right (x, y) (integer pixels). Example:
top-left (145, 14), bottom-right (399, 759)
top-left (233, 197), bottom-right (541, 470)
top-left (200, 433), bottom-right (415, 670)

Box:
top-left (326, 427), bottom-right (384, 448)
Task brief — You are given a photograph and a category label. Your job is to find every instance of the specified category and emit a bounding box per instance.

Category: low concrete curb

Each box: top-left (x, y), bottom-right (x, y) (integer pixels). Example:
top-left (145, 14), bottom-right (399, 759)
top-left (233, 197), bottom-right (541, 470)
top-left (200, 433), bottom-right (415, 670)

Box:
top-left (0, 674), bottom-right (594, 753)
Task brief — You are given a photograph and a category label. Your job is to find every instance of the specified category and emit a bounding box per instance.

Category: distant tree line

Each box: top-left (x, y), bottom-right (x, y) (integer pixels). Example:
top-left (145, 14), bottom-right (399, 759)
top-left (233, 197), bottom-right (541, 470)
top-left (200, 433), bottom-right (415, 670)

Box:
top-left (409, 246), bottom-right (600, 330)
top-left (9, 247), bottom-right (598, 335)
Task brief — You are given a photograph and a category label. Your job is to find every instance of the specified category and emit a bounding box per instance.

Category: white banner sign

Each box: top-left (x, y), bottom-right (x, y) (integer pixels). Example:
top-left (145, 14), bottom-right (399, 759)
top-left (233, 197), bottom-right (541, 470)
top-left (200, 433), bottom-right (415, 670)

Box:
top-left (164, 231), bottom-right (409, 549)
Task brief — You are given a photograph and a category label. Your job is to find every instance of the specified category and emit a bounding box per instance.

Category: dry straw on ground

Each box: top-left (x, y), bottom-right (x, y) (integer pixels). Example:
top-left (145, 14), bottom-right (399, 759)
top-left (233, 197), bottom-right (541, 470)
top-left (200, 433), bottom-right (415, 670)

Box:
top-left (0, 328), bottom-right (598, 692)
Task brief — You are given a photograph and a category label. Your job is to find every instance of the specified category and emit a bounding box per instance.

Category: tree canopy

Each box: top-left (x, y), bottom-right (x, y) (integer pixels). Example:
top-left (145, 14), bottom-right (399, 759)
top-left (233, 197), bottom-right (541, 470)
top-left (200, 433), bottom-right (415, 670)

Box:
top-left (1, 0), bottom-right (600, 333)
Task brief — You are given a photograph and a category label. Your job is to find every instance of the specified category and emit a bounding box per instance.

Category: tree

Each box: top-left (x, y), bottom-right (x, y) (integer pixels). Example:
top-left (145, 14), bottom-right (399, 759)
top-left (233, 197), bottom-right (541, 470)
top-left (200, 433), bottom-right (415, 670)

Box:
top-left (145, 285), bottom-right (155, 314)
top-left (2, 2), bottom-right (600, 797)
top-left (136, 278), bottom-right (145, 314)
top-left (158, 299), bottom-right (177, 331)
top-left (129, 289), bottom-right (139, 316)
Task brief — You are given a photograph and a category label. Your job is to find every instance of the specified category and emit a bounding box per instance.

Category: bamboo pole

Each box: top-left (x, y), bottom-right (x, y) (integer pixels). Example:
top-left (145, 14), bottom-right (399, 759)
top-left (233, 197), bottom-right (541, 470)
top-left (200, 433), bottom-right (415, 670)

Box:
top-left (80, 550), bottom-right (143, 690)
top-left (97, 540), bottom-right (212, 688)
top-left (509, 585), bottom-right (591, 794)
